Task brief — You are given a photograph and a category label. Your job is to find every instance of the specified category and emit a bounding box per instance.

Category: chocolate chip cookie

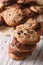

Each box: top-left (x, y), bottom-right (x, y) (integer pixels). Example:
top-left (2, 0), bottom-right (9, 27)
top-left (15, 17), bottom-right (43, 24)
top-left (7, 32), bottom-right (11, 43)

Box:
top-left (14, 29), bottom-right (40, 44)
top-left (24, 18), bottom-right (38, 30)
top-left (8, 42), bottom-right (36, 52)
top-left (8, 45), bottom-right (32, 60)
top-left (2, 7), bottom-right (23, 26)
top-left (16, 18), bottom-right (38, 30)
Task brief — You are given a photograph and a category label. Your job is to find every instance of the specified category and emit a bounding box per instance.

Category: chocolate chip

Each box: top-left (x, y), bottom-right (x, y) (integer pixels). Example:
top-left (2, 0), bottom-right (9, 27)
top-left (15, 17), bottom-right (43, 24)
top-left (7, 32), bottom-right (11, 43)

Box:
top-left (19, 43), bottom-right (22, 47)
top-left (19, 14), bottom-right (21, 16)
top-left (20, 30), bottom-right (23, 33)
top-left (18, 32), bottom-right (21, 35)
top-left (11, 43), bottom-right (14, 47)
top-left (26, 29), bottom-right (29, 30)
top-left (24, 33), bottom-right (26, 35)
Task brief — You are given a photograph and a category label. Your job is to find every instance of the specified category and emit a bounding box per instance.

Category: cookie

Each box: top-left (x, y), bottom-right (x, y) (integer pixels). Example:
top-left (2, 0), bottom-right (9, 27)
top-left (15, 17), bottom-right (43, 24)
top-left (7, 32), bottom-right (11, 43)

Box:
top-left (0, 2), bottom-right (5, 12)
top-left (8, 52), bottom-right (26, 60)
top-left (17, 0), bottom-right (34, 4)
top-left (3, 7), bottom-right (23, 26)
top-left (10, 36), bottom-right (36, 50)
top-left (9, 43), bottom-right (36, 52)
top-left (30, 6), bottom-right (42, 13)
top-left (24, 18), bottom-right (38, 30)
top-left (8, 45), bottom-right (32, 56)
top-left (14, 29), bottom-right (40, 44)
top-left (16, 24), bottom-right (24, 31)
top-left (16, 18), bottom-right (38, 30)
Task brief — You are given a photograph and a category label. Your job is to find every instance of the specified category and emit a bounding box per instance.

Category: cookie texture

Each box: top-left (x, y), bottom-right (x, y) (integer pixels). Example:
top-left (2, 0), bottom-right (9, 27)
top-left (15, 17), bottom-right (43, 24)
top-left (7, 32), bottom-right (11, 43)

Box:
top-left (16, 18), bottom-right (38, 30)
top-left (8, 52), bottom-right (26, 60)
top-left (2, 7), bottom-right (23, 26)
top-left (24, 18), bottom-right (38, 30)
top-left (30, 6), bottom-right (42, 13)
top-left (8, 46), bottom-right (32, 56)
top-left (14, 29), bottom-right (40, 44)
top-left (8, 42), bottom-right (36, 52)
top-left (8, 45), bottom-right (32, 60)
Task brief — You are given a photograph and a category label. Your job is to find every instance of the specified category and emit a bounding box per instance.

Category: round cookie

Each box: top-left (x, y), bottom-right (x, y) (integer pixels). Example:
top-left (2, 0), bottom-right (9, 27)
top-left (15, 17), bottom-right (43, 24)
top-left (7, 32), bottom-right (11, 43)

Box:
top-left (30, 6), bottom-right (42, 13)
top-left (8, 43), bottom-right (36, 52)
top-left (14, 29), bottom-right (40, 44)
top-left (8, 52), bottom-right (26, 60)
top-left (17, 0), bottom-right (34, 4)
top-left (3, 7), bottom-right (23, 26)
top-left (8, 45), bottom-right (32, 56)
top-left (16, 18), bottom-right (38, 30)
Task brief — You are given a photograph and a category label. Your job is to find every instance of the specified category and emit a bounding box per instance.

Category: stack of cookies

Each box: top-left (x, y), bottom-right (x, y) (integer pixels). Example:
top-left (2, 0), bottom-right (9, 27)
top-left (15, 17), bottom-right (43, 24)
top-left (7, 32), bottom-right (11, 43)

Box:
top-left (0, 0), bottom-right (43, 60)
top-left (8, 28), bottom-right (40, 60)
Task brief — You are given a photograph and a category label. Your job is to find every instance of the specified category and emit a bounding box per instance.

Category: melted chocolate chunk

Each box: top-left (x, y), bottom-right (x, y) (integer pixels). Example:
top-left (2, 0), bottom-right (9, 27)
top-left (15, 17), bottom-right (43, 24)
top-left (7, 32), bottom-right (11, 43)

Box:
top-left (18, 32), bottom-right (21, 35)
top-left (20, 30), bottom-right (23, 33)
top-left (18, 30), bottom-right (23, 35)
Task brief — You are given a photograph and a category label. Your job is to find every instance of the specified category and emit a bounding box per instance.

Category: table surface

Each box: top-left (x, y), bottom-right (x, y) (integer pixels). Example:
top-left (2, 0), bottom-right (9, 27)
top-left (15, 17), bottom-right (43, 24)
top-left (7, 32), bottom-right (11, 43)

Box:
top-left (0, 35), bottom-right (43, 65)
